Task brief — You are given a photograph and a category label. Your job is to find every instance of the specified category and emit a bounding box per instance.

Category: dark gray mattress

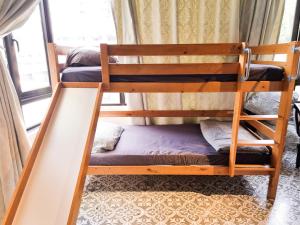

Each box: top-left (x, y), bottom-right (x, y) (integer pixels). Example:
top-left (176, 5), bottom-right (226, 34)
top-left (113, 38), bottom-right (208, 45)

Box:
top-left (62, 64), bottom-right (284, 82)
top-left (90, 124), bottom-right (271, 166)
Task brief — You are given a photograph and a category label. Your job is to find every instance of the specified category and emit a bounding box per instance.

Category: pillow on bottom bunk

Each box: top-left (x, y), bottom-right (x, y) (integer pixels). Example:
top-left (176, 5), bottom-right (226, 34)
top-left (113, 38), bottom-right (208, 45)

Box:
top-left (92, 122), bottom-right (124, 153)
top-left (200, 120), bottom-right (269, 153)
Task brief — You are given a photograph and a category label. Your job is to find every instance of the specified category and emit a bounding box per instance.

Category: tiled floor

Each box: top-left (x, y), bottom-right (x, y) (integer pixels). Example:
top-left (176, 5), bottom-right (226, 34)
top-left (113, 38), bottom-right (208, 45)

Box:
top-left (77, 146), bottom-right (300, 225)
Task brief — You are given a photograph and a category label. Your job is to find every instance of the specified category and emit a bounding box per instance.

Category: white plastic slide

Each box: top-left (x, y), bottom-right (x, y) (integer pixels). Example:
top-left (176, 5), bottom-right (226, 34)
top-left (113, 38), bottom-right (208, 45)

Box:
top-left (6, 87), bottom-right (99, 225)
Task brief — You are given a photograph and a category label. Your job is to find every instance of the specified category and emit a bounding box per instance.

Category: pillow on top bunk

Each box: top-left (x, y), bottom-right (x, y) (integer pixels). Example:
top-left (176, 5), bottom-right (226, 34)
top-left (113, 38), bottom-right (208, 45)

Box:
top-left (199, 120), bottom-right (269, 153)
top-left (92, 121), bottom-right (124, 153)
top-left (66, 47), bottom-right (117, 67)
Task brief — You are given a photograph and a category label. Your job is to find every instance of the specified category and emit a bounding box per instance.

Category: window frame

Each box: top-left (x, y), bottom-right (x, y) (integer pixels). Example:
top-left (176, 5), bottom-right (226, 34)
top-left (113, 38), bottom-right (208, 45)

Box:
top-left (3, 1), bottom-right (52, 105)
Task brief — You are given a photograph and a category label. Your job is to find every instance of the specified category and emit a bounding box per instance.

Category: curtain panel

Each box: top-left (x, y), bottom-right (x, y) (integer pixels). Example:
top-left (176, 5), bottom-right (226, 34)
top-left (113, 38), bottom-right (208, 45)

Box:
top-left (112, 0), bottom-right (239, 124)
top-left (0, 0), bottom-right (39, 221)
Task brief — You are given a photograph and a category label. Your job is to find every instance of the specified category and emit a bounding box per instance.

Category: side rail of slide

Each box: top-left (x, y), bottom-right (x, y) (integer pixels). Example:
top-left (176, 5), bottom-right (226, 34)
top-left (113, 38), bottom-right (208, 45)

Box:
top-left (2, 83), bottom-right (103, 225)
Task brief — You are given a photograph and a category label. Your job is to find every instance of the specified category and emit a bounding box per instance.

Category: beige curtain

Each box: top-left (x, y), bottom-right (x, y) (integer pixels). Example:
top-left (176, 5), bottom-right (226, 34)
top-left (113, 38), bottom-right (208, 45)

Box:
top-left (113, 0), bottom-right (239, 125)
top-left (0, 0), bottom-right (39, 221)
top-left (240, 0), bottom-right (285, 46)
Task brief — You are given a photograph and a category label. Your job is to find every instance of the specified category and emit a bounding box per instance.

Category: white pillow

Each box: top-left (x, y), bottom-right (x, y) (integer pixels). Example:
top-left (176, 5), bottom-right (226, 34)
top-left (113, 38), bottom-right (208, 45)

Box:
top-left (92, 122), bottom-right (124, 153)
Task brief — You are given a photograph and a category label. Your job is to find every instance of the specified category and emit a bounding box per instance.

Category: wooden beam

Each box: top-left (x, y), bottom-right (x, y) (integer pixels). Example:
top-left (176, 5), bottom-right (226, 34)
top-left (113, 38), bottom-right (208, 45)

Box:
top-left (47, 43), bottom-right (60, 88)
top-left (250, 43), bottom-right (291, 55)
top-left (108, 43), bottom-right (243, 56)
top-left (106, 81), bottom-right (283, 93)
top-left (109, 63), bottom-right (239, 75)
top-left (87, 165), bottom-right (273, 176)
top-left (229, 91), bottom-right (244, 177)
top-left (100, 44), bottom-right (110, 87)
top-left (100, 110), bottom-right (233, 117)
top-left (245, 120), bottom-right (275, 139)
top-left (251, 60), bottom-right (288, 68)
top-left (240, 115), bottom-right (278, 121)
top-left (237, 140), bottom-right (276, 147)
top-left (62, 82), bottom-right (100, 88)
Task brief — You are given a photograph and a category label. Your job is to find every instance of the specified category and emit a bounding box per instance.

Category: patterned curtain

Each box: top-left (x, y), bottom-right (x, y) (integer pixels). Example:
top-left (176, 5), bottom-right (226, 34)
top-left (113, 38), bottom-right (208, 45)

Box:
top-left (112, 0), bottom-right (239, 124)
top-left (0, 0), bottom-right (39, 221)
top-left (240, 0), bottom-right (285, 45)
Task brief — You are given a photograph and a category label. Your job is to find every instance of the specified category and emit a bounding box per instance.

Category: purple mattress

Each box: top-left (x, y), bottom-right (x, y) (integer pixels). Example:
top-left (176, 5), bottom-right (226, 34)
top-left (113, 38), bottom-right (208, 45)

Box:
top-left (62, 64), bottom-right (284, 82)
top-left (90, 124), bottom-right (271, 166)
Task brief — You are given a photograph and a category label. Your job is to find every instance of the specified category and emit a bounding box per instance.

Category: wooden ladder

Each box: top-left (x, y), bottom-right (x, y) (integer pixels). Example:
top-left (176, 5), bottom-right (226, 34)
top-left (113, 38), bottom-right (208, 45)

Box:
top-left (228, 90), bottom-right (279, 177)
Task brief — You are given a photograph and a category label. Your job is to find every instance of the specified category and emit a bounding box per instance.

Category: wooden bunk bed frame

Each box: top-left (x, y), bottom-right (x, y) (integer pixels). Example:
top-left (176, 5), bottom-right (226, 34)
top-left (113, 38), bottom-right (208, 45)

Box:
top-left (48, 42), bottom-right (300, 197)
top-left (3, 42), bottom-right (300, 225)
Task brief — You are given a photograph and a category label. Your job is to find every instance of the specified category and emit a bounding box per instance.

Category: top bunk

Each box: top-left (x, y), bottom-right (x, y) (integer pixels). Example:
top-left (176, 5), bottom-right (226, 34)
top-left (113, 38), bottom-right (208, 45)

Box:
top-left (47, 42), bottom-right (300, 92)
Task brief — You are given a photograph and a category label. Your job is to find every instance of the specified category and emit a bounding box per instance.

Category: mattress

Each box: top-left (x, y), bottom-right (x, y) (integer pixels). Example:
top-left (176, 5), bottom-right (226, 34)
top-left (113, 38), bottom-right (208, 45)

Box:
top-left (90, 124), bottom-right (271, 166)
top-left (61, 64), bottom-right (284, 82)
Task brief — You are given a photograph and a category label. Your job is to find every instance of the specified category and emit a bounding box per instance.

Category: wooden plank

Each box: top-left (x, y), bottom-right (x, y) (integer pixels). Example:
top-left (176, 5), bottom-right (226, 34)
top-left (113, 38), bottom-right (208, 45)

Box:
top-left (237, 140), bottom-right (276, 146)
top-left (245, 120), bottom-right (275, 139)
top-left (108, 43), bottom-right (243, 56)
top-left (5, 88), bottom-right (98, 225)
top-left (252, 60), bottom-right (288, 68)
top-left (240, 115), bottom-right (278, 121)
top-left (87, 165), bottom-right (273, 176)
top-left (2, 84), bottom-right (62, 225)
top-left (109, 63), bottom-right (239, 75)
top-left (100, 44), bottom-right (110, 87)
top-left (106, 81), bottom-right (283, 93)
top-left (250, 43), bottom-right (291, 55)
top-left (62, 82), bottom-right (100, 88)
top-left (100, 110), bottom-right (233, 117)
top-left (229, 91), bottom-right (244, 177)
top-left (47, 43), bottom-right (60, 88)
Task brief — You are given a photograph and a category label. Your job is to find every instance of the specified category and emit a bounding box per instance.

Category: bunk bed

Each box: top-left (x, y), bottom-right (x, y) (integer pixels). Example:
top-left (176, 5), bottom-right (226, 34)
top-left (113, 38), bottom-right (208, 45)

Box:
top-left (2, 42), bottom-right (300, 225)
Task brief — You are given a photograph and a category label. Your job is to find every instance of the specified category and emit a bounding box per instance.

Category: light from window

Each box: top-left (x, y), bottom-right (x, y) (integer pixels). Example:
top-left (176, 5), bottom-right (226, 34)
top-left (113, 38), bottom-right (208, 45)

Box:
top-left (22, 98), bottom-right (51, 129)
top-left (48, 0), bottom-right (116, 46)
top-left (13, 7), bottom-right (50, 92)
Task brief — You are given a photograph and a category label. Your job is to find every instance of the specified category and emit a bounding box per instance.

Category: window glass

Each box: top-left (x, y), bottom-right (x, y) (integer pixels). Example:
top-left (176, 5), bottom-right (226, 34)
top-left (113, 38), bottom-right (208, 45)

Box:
top-left (13, 7), bottom-right (50, 92)
top-left (49, 0), bottom-right (116, 46)
top-left (22, 98), bottom-right (51, 129)
top-left (277, 0), bottom-right (297, 43)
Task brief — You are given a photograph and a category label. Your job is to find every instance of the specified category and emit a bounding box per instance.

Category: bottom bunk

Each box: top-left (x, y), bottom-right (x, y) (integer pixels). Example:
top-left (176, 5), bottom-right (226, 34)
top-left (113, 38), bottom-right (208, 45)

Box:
top-left (89, 124), bottom-right (271, 168)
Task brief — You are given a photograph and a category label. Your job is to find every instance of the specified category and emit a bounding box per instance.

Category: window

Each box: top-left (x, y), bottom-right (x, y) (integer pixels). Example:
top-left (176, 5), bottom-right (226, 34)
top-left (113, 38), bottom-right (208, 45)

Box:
top-left (3, 3), bottom-right (52, 129)
top-left (48, 0), bottom-right (125, 105)
top-left (4, 5), bottom-right (51, 105)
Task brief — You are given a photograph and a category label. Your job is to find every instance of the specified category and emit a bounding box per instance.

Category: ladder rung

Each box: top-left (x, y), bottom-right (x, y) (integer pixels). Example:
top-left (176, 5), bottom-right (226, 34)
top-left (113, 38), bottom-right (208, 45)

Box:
top-left (235, 165), bottom-right (275, 172)
top-left (240, 115), bottom-right (278, 121)
top-left (237, 139), bottom-right (276, 146)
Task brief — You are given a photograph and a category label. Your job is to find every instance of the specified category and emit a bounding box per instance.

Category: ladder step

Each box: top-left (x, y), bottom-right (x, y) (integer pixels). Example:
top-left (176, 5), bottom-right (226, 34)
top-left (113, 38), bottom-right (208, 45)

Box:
top-left (235, 165), bottom-right (275, 172)
top-left (237, 139), bottom-right (276, 146)
top-left (240, 115), bottom-right (278, 121)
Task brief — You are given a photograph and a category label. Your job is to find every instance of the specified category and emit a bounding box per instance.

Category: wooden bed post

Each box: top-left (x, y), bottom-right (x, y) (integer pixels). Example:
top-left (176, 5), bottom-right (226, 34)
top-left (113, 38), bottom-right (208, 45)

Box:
top-left (229, 43), bottom-right (247, 177)
top-left (100, 44), bottom-right (110, 88)
top-left (47, 43), bottom-right (60, 90)
top-left (267, 42), bottom-right (300, 199)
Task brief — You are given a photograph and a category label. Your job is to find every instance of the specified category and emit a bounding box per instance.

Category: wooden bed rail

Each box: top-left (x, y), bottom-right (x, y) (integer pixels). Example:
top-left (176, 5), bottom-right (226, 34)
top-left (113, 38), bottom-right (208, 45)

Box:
top-left (100, 43), bottom-right (248, 88)
top-left (107, 43), bottom-right (243, 56)
top-left (250, 42), bottom-right (300, 77)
